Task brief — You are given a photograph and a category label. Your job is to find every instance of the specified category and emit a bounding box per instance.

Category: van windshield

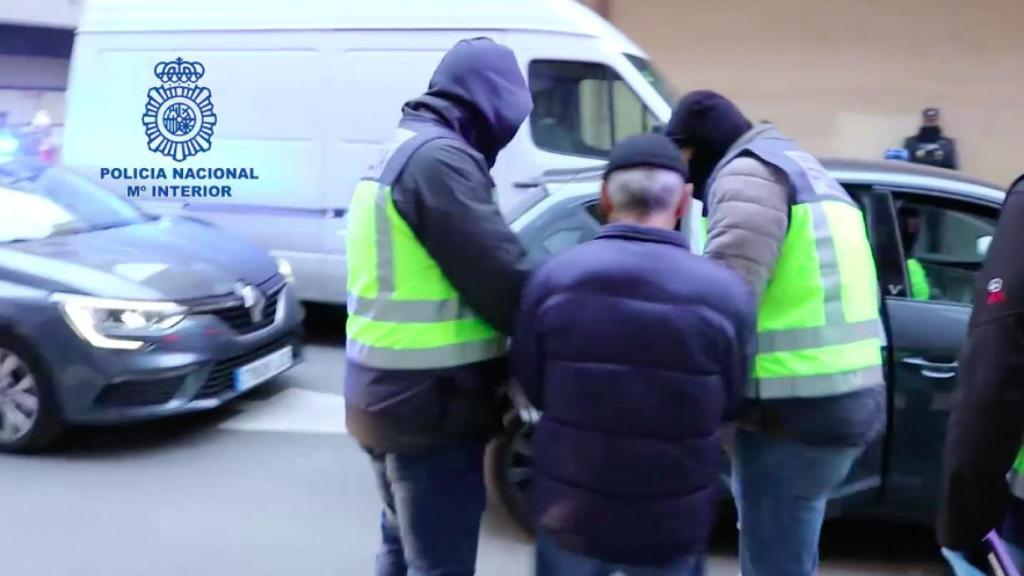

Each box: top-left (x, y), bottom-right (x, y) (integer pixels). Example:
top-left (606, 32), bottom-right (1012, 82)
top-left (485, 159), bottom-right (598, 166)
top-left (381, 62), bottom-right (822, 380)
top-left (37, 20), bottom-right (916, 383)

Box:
top-left (625, 54), bottom-right (676, 104)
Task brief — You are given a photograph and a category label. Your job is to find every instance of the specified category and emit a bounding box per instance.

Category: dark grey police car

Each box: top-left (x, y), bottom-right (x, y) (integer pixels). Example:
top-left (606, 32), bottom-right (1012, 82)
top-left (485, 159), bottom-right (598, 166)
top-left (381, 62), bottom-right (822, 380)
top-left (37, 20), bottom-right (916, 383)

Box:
top-left (496, 158), bottom-right (1005, 532)
top-left (0, 160), bottom-right (303, 452)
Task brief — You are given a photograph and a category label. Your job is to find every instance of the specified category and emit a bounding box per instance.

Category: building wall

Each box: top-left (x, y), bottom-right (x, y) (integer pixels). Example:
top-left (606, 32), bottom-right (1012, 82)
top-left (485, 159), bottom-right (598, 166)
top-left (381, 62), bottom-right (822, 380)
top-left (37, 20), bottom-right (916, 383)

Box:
top-left (587, 0), bottom-right (1024, 186)
top-left (0, 0), bottom-right (81, 28)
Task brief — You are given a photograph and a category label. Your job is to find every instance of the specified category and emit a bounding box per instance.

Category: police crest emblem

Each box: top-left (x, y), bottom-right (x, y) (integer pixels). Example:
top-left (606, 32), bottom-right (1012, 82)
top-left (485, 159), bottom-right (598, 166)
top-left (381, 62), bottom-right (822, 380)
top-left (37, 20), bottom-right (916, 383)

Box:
top-left (142, 57), bottom-right (217, 162)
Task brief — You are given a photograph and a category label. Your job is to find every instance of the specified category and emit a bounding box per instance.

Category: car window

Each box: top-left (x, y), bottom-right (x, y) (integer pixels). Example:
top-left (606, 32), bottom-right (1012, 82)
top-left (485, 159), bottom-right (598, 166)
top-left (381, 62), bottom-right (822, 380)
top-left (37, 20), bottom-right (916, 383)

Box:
top-left (517, 198), bottom-right (602, 267)
top-left (0, 161), bottom-right (148, 243)
top-left (529, 60), bottom-right (658, 158)
top-left (584, 200), bottom-right (606, 224)
top-left (893, 193), bottom-right (997, 305)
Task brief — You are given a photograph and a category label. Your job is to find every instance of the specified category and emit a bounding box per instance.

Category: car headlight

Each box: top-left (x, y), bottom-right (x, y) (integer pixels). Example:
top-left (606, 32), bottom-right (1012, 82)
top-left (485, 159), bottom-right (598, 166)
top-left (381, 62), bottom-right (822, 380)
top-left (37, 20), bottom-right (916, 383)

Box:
top-left (275, 256), bottom-right (295, 284)
top-left (52, 294), bottom-right (186, 351)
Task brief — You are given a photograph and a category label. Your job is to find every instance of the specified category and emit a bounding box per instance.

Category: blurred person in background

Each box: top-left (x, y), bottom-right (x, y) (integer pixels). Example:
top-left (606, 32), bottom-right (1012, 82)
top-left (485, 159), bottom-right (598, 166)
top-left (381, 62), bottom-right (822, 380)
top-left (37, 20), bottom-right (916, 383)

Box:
top-left (666, 91), bottom-right (886, 576)
top-left (939, 175), bottom-right (1024, 575)
top-left (904, 107), bottom-right (959, 170)
top-left (344, 37), bottom-right (532, 576)
top-left (898, 205), bottom-right (932, 301)
top-left (514, 133), bottom-right (756, 576)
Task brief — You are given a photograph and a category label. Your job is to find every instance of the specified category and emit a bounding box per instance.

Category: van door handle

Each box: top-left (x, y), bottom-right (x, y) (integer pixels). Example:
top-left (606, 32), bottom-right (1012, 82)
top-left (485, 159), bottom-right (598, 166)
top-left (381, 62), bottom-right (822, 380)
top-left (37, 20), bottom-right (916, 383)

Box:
top-left (902, 356), bottom-right (958, 379)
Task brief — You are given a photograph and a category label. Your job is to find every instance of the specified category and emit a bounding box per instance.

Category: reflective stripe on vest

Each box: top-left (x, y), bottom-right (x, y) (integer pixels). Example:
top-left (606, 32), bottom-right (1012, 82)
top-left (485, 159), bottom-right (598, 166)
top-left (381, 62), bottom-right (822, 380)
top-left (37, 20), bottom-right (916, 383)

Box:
top-left (345, 128), bottom-right (505, 370)
top-left (752, 201), bottom-right (883, 398)
top-left (707, 126), bottom-right (884, 400)
top-left (907, 258), bottom-right (931, 301)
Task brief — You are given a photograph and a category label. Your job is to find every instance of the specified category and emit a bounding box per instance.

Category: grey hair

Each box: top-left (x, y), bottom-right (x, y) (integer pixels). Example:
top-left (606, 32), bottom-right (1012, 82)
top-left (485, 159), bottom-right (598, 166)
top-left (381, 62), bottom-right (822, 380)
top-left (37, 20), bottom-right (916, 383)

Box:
top-left (605, 167), bottom-right (685, 216)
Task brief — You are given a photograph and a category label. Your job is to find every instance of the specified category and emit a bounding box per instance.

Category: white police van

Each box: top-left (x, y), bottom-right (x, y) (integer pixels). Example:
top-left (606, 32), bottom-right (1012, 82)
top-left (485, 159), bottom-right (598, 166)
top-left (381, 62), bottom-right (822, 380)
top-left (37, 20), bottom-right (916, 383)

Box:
top-left (63, 0), bottom-right (676, 304)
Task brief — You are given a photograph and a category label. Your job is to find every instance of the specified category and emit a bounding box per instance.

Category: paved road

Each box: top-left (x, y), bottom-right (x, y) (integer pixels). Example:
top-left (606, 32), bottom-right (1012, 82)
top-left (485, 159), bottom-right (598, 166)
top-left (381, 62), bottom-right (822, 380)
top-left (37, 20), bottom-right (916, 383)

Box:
top-left (0, 306), bottom-right (944, 576)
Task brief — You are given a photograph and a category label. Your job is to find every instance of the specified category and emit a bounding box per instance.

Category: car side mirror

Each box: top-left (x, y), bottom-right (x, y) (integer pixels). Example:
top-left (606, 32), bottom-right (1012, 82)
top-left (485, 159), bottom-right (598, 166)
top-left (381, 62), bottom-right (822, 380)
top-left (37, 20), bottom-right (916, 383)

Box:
top-left (977, 235), bottom-right (993, 258)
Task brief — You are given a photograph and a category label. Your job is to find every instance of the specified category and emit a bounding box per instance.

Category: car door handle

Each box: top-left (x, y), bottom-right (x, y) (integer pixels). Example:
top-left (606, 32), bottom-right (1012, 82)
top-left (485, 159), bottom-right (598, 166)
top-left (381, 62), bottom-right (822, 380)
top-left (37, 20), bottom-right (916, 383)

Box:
top-left (902, 356), bottom-right (958, 379)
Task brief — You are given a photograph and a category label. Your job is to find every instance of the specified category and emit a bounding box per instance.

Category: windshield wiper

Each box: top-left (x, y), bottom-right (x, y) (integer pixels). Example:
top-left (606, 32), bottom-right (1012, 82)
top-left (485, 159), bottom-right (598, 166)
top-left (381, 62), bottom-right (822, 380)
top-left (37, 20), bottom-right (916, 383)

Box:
top-left (86, 221), bottom-right (135, 233)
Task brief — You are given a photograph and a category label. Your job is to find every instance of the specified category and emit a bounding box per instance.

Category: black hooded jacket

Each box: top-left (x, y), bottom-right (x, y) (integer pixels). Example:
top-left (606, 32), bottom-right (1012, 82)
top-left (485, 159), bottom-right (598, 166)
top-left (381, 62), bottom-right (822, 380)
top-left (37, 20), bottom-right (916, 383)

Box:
top-left (939, 176), bottom-right (1024, 551)
top-left (904, 126), bottom-right (959, 170)
top-left (344, 38), bottom-right (533, 454)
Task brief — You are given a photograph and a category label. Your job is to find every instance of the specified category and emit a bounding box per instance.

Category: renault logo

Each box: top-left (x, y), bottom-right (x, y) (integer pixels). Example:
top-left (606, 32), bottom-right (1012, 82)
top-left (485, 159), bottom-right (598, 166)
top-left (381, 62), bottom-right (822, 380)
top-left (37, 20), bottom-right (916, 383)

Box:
top-left (234, 282), bottom-right (266, 323)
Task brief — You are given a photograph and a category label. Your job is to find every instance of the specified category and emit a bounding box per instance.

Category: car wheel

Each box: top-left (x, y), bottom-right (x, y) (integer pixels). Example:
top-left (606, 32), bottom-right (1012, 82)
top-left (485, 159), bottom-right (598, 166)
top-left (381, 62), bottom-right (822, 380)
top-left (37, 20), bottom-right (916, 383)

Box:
top-left (0, 334), bottom-right (63, 453)
top-left (490, 413), bottom-right (536, 534)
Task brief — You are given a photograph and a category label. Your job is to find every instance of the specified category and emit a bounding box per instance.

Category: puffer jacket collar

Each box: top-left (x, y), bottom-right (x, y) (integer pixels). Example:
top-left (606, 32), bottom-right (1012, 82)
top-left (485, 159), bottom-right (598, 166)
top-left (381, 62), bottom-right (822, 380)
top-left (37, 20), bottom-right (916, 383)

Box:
top-left (719, 123), bottom-right (778, 165)
top-left (596, 223), bottom-right (689, 250)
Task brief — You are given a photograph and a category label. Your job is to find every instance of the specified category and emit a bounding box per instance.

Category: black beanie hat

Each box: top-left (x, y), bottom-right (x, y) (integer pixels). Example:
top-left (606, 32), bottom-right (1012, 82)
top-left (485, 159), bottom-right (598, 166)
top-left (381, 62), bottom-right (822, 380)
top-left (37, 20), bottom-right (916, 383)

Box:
top-left (664, 90), bottom-right (752, 200)
top-left (603, 133), bottom-right (688, 179)
top-left (665, 90), bottom-right (753, 153)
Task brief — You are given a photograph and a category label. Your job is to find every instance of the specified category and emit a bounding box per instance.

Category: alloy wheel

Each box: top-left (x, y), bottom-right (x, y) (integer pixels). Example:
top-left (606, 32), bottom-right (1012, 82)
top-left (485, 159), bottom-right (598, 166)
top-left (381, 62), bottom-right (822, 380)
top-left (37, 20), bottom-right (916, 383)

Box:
top-left (0, 347), bottom-right (39, 444)
top-left (498, 419), bottom-right (536, 532)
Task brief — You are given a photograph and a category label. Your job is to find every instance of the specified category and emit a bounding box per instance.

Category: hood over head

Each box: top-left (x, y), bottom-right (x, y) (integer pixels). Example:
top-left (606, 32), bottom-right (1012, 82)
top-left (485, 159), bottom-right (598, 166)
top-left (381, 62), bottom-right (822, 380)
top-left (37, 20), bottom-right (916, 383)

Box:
top-left (665, 90), bottom-right (753, 200)
top-left (406, 37), bottom-right (533, 166)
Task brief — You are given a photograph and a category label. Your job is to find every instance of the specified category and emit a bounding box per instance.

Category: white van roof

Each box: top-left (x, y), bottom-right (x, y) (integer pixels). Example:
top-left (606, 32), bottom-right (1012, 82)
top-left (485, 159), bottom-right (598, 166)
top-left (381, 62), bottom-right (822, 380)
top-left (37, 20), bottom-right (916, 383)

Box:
top-left (78, 0), bottom-right (647, 55)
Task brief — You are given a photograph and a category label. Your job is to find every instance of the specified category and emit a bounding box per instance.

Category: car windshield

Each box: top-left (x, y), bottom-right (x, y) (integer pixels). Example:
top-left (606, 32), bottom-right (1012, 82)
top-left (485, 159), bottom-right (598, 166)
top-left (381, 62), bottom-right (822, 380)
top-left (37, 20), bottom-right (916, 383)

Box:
top-left (0, 161), bottom-right (149, 244)
top-left (625, 54), bottom-right (676, 104)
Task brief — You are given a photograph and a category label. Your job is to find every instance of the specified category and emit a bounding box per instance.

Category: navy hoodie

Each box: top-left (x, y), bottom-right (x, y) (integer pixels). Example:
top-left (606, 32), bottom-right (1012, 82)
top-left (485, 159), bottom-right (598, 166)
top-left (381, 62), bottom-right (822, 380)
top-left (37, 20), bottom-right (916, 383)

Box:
top-left (345, 38), bottom-right (534, 454)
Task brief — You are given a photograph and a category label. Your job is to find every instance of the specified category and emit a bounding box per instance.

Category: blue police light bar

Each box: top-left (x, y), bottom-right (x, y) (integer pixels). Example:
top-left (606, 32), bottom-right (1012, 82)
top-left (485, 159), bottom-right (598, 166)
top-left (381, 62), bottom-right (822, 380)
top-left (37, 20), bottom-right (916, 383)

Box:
top-left (885, 147), bottom-right (910, 161)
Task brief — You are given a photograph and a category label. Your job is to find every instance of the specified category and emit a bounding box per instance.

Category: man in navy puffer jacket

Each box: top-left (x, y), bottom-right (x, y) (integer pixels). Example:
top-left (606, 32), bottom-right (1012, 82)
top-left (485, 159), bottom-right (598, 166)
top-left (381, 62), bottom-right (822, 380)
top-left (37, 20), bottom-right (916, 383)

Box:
top-left (512, 134), bottom-right (756, 576)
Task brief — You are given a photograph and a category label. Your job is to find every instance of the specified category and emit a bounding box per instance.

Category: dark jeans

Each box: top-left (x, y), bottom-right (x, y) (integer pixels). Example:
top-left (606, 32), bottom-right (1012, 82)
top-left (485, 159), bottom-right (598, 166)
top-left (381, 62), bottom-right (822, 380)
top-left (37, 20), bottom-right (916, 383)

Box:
top-left (732, 429), bottom-right (864, 576)
top-left (370, 442), bottom-right (487, 576)
top-left (534, 531), bottom-right (706, 576)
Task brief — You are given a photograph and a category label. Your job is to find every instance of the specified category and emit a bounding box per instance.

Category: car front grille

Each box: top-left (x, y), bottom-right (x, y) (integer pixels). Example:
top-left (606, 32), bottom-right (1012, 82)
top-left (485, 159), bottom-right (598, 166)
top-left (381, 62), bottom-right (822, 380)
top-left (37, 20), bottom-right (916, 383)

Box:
top-left (187, 275), bottom-right (286, 335)
top-left (194, 336), bottom-right (295, 400)
top-left (95, 376), bottom-right (185, 408)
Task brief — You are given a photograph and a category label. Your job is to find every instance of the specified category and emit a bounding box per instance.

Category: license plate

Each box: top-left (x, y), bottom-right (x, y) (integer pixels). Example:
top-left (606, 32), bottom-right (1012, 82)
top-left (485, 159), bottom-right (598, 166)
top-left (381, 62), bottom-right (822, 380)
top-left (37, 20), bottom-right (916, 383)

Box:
top-left (234, 346), bottom-right (294, 392)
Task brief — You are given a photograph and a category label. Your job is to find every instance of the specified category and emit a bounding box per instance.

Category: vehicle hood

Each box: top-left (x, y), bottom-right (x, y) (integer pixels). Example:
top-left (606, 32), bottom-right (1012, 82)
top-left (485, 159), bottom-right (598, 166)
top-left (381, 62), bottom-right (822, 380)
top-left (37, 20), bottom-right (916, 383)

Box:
top-left (0, 217), bottom-right (278, 301)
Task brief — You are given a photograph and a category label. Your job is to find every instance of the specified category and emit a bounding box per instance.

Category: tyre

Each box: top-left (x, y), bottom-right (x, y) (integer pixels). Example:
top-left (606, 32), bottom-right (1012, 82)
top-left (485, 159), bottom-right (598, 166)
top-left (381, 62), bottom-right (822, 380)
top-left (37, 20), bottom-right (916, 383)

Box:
top-left (0, 333), bottom-right (63, 453)
top-left (489, 413), bottom-right (536, 534)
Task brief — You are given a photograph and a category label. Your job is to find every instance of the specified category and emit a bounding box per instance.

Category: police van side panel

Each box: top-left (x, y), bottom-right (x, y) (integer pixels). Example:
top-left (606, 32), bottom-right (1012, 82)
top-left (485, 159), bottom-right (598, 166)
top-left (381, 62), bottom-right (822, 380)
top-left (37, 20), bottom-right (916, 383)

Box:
top-left (64, 26), bottom-right (664, 305)
top-left (64, 31), bottom-right (337, 302)
top-left (64, 30), bottom-right (484, 304)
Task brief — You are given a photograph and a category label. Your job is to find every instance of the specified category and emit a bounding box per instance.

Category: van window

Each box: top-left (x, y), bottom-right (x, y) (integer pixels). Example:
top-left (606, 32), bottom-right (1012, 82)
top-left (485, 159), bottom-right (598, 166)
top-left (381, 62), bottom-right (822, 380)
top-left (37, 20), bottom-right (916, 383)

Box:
top-left (529, 60), bottom-right (657, 158)
top-left (624, 54), bottom-right (676, 103)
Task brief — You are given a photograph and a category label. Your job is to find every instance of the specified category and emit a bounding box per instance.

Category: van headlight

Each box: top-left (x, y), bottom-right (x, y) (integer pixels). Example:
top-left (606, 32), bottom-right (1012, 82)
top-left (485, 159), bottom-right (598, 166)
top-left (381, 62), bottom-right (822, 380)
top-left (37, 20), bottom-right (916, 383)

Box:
top-left (275, 256), bottom-right (295, 284)
top-left (52, 294), bottom-right (186, 351)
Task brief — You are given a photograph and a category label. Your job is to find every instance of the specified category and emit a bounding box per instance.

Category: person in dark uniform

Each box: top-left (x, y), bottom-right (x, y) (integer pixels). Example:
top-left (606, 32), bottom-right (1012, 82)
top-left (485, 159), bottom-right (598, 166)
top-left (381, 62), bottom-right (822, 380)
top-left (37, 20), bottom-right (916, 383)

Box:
top-left (344, 38), bottom-right (533, 576)
top-left (904, 107), bottom-right (959, 170)
top-left (938, 174), bottom-right (1024, 574)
